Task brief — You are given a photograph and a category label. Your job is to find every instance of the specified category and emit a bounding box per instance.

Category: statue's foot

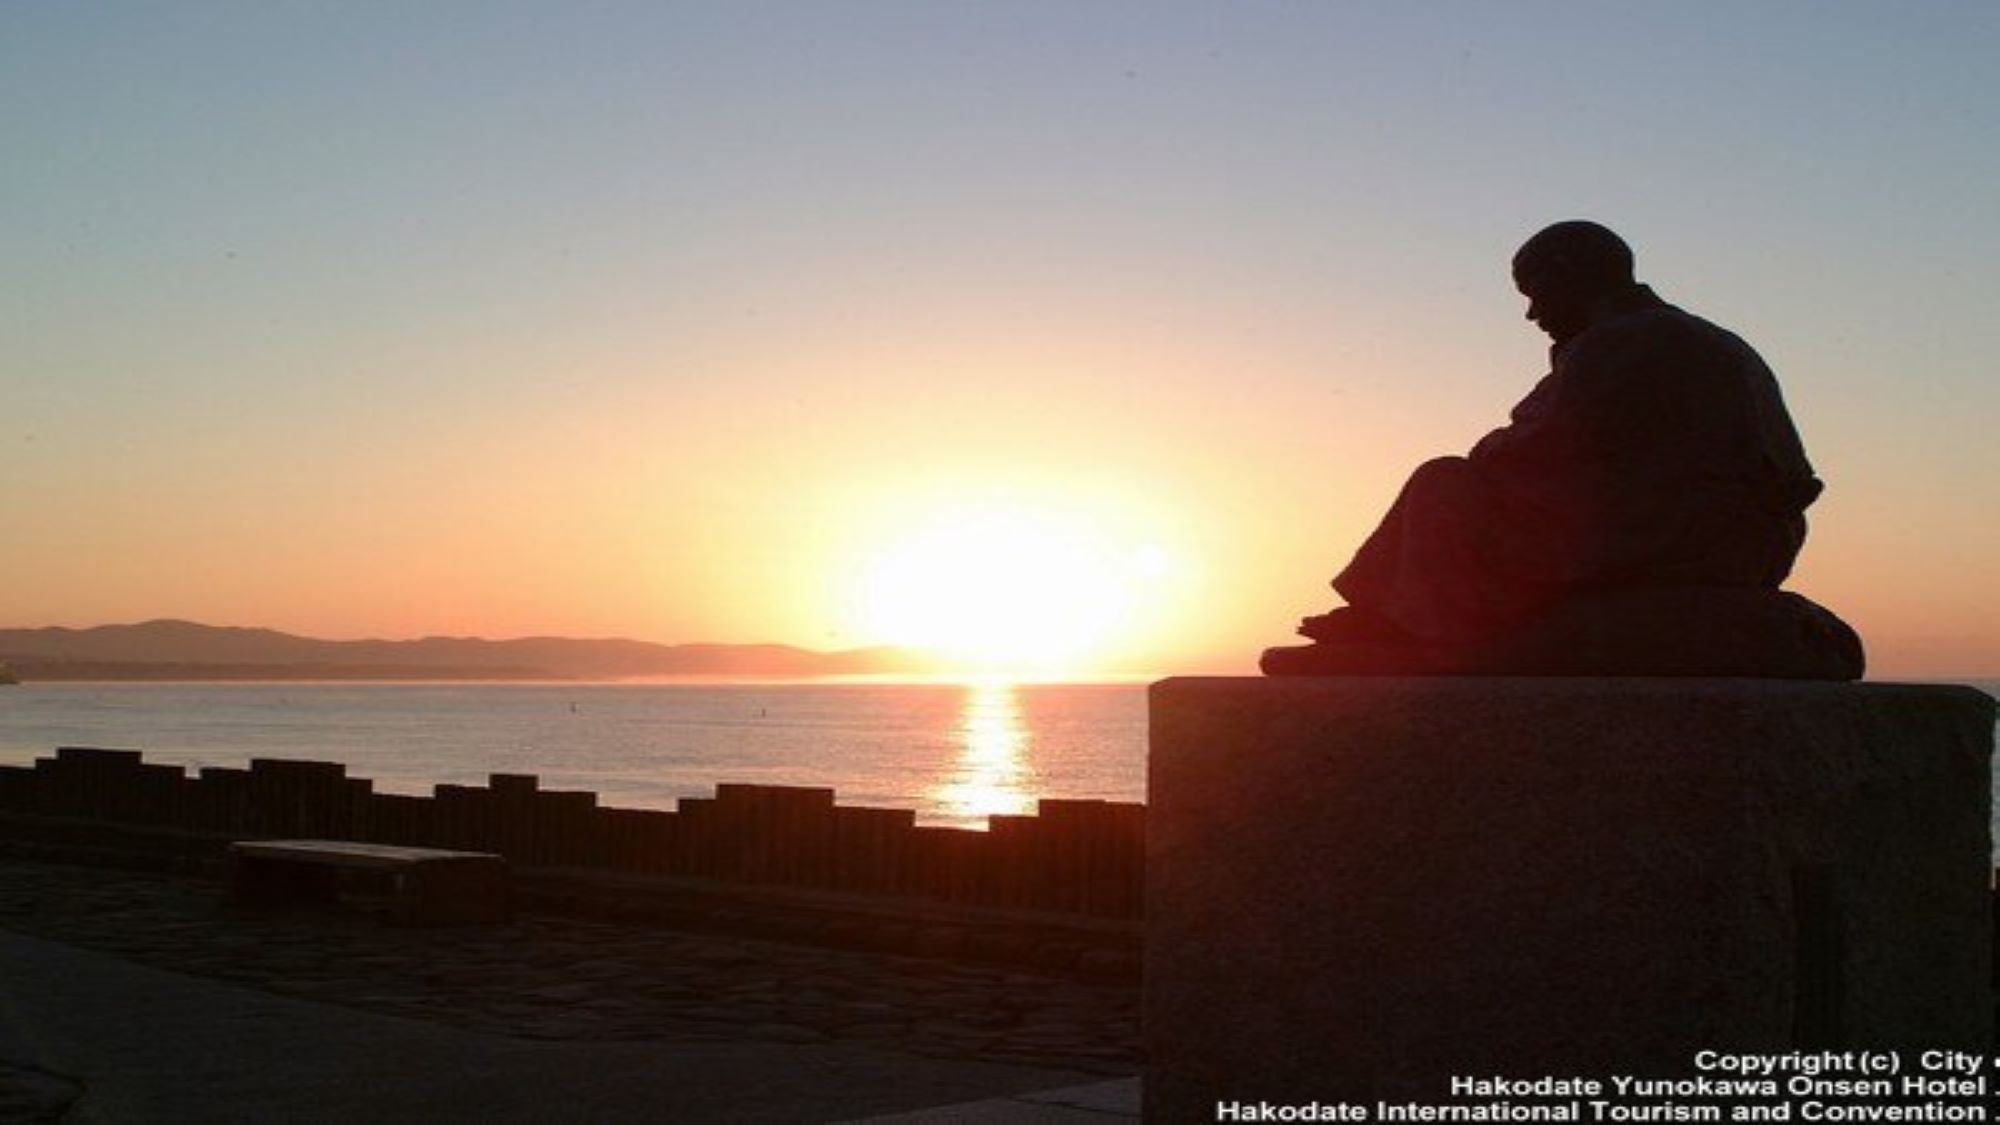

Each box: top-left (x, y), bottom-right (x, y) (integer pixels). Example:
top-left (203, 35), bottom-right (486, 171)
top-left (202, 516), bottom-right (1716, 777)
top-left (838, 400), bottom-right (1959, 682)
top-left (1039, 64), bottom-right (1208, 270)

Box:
top-left (1296, 606), bottom-right (1410, 644)
top-left (1260, 639), bottom-right (1450, 676)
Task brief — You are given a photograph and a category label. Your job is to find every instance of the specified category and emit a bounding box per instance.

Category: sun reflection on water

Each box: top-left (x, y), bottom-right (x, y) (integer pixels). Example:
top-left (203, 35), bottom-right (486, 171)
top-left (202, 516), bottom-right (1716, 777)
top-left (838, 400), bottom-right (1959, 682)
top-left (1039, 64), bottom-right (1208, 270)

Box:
top-left (932, 678), bottom-right (1035, 825)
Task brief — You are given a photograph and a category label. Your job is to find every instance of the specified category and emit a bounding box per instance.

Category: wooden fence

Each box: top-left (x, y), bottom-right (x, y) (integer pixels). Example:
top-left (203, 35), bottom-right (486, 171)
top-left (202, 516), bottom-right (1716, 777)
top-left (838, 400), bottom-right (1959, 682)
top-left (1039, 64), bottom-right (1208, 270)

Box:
top-left (0, 747), bottom-right (1144, 918)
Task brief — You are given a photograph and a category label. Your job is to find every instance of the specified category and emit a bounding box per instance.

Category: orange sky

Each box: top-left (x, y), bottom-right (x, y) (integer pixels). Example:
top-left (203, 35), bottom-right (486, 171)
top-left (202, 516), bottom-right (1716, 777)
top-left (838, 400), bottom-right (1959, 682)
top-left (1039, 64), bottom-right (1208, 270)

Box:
top-left (6, 6), bottom-right (1997, 678)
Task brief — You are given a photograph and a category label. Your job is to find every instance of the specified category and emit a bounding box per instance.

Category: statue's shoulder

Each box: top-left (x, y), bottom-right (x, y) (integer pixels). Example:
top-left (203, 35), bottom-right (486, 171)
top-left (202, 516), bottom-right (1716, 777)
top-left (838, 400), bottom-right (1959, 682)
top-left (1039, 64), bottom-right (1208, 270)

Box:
top-left (1667, 308), bottom-right (1773, 375)
top-left (1562, 303), bottom-right (1685, 370)
top-left (1584, 299), bottom-right (1763, 371)
top-left (1601, 295), bottom-right (1701, 339)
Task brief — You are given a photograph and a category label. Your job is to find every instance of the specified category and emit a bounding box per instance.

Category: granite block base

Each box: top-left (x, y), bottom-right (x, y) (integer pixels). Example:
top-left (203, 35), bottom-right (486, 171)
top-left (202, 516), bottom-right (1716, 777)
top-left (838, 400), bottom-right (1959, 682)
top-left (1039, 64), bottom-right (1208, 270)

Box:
top-left (1144, 677), bottom-right (1995, 1118)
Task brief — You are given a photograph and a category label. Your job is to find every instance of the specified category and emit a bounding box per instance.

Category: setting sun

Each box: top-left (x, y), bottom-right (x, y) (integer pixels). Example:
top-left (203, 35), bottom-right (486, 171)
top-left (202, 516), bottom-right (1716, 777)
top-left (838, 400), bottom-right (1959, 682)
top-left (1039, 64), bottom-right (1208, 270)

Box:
top-left (860, 508), bottom-right (1158, 671)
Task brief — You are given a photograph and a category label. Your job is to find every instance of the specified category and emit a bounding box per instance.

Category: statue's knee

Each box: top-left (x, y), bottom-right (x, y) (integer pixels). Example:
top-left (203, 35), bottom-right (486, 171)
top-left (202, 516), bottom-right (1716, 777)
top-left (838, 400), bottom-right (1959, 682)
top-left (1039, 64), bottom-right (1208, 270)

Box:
top-left (1412, 455), bottom-right (1470, 480)
top-left (1404, 456), bottom-right (1475, 499)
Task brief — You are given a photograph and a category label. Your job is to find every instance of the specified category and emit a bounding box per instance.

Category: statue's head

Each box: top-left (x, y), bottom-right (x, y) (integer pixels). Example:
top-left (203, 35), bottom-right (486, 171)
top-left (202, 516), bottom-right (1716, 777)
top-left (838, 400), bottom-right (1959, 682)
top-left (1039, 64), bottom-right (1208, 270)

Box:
top-left (1511, 221), bottom-right (1635, 344)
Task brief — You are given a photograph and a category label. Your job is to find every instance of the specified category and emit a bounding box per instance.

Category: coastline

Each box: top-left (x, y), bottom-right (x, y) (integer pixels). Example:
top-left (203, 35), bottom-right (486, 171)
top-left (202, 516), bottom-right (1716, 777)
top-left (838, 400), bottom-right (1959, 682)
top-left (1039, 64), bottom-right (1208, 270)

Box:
top-left (0, 661), bottom-right (569, 683)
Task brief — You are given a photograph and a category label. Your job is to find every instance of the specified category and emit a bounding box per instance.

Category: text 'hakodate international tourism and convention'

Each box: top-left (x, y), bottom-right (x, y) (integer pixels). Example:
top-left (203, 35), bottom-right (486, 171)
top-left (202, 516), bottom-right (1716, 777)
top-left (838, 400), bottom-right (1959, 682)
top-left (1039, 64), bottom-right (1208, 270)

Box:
top-left (1213, 1050), bottom-right (2000, 1122)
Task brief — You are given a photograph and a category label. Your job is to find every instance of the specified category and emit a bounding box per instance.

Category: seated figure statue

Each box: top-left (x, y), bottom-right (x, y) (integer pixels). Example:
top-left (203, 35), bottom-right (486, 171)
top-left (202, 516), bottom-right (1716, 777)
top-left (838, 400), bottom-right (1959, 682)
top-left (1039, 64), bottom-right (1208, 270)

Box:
top-left (1263, 221), bottom-right (1864, 679)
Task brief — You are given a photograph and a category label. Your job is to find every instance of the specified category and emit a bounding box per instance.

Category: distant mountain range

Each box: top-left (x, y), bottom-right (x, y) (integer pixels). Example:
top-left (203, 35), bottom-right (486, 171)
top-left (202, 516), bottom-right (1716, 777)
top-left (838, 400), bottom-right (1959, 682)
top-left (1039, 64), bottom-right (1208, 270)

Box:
top-left (0, 620), bottom-right (937, 681)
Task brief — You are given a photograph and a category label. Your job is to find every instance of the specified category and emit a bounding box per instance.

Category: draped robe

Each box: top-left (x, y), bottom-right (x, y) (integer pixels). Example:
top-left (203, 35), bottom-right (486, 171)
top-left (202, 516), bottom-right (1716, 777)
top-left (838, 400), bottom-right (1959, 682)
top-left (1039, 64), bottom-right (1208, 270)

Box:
top-left (1331, 286), bottom-right (1822, 646)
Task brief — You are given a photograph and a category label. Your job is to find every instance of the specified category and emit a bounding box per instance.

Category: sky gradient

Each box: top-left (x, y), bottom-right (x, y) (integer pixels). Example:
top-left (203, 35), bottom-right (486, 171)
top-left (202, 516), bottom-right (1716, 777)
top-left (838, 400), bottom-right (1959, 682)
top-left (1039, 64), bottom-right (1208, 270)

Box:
top-left (6, 2), bottom-right (1997, 675)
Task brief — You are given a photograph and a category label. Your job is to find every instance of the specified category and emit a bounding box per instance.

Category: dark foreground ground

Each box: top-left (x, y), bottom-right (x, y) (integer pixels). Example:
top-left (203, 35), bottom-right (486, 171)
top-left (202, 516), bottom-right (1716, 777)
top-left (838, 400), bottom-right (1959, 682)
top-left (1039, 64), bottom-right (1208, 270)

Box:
top-left (0, 857), bottom-right (1140, 1122)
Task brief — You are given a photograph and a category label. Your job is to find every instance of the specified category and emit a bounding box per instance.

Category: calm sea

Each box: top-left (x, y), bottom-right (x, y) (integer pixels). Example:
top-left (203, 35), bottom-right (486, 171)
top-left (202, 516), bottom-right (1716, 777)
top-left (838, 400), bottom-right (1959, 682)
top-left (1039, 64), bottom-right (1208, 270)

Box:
top-left (2, 679), bottom-right (1993, 833)
top-left (0, 679), bottom-right (1149, 830)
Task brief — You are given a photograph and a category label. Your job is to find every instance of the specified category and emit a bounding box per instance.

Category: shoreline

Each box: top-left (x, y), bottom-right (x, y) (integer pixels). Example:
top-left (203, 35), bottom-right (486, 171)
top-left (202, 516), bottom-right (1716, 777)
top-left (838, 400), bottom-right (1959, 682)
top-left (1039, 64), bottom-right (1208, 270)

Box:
top-left (0, 669), bottom-right (1167, 685)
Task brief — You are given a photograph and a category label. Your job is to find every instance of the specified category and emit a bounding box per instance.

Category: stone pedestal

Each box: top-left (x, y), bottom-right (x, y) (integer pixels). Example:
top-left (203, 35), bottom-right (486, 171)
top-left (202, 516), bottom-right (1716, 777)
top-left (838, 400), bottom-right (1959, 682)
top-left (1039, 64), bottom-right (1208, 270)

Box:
top-left (1145, 678), bottom-right (1995, 1118)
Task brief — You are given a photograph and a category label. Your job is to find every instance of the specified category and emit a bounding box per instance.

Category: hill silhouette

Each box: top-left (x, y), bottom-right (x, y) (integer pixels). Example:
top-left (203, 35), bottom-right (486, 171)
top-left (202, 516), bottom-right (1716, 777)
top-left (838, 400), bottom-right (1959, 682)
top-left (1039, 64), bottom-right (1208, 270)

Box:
top-left (0, 620), bottom-right (933, 681)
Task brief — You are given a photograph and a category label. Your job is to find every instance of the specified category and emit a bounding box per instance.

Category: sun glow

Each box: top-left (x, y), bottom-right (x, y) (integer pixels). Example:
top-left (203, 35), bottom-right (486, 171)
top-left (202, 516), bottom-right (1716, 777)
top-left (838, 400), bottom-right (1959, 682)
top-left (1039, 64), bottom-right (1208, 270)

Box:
top-left (861, 507), bottom-right (1158, 671)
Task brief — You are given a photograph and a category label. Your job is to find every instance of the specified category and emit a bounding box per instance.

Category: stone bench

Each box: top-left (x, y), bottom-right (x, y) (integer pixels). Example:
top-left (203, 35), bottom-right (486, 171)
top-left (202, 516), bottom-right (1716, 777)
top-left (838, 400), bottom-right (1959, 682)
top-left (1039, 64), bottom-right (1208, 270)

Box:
top-left (1145, 677), bottom-right (1995, 1117)
top-left (228, 839), bottom-right (510, 926)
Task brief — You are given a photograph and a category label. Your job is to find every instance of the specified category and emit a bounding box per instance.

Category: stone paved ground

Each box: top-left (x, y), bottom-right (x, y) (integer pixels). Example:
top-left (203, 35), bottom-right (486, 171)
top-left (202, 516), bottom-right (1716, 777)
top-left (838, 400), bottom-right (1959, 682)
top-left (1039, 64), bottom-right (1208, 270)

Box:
top-left (0, 858), bottom-right (1140, 1076)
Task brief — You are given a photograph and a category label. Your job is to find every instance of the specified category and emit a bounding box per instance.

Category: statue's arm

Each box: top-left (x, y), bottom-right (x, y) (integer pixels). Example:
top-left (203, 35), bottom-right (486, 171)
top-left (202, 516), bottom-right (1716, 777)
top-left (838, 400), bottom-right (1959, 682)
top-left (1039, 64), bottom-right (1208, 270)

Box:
top-left (1466, 371), bottom-right (1571, 468)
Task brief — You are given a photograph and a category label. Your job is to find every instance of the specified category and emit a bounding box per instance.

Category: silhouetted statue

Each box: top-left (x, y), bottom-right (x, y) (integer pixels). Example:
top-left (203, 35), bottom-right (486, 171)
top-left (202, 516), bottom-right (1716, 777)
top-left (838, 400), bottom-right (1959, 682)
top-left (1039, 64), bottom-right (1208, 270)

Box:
top-left (1263, 221), bottom-right (1864, 678)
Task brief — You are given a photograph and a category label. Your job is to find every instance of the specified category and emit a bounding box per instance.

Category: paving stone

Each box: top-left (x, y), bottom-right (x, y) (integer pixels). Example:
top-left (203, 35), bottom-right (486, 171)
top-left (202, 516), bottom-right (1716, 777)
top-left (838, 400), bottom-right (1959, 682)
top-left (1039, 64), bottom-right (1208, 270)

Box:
top-left (745, 1023), bottom-right (826, 1044)
top-left (525, 983), bottom-right (599, 1003)
top-left (0, 857), bottom-right (1141, 1074)
top-left (0, 1062), bottom-right (83, 1122)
